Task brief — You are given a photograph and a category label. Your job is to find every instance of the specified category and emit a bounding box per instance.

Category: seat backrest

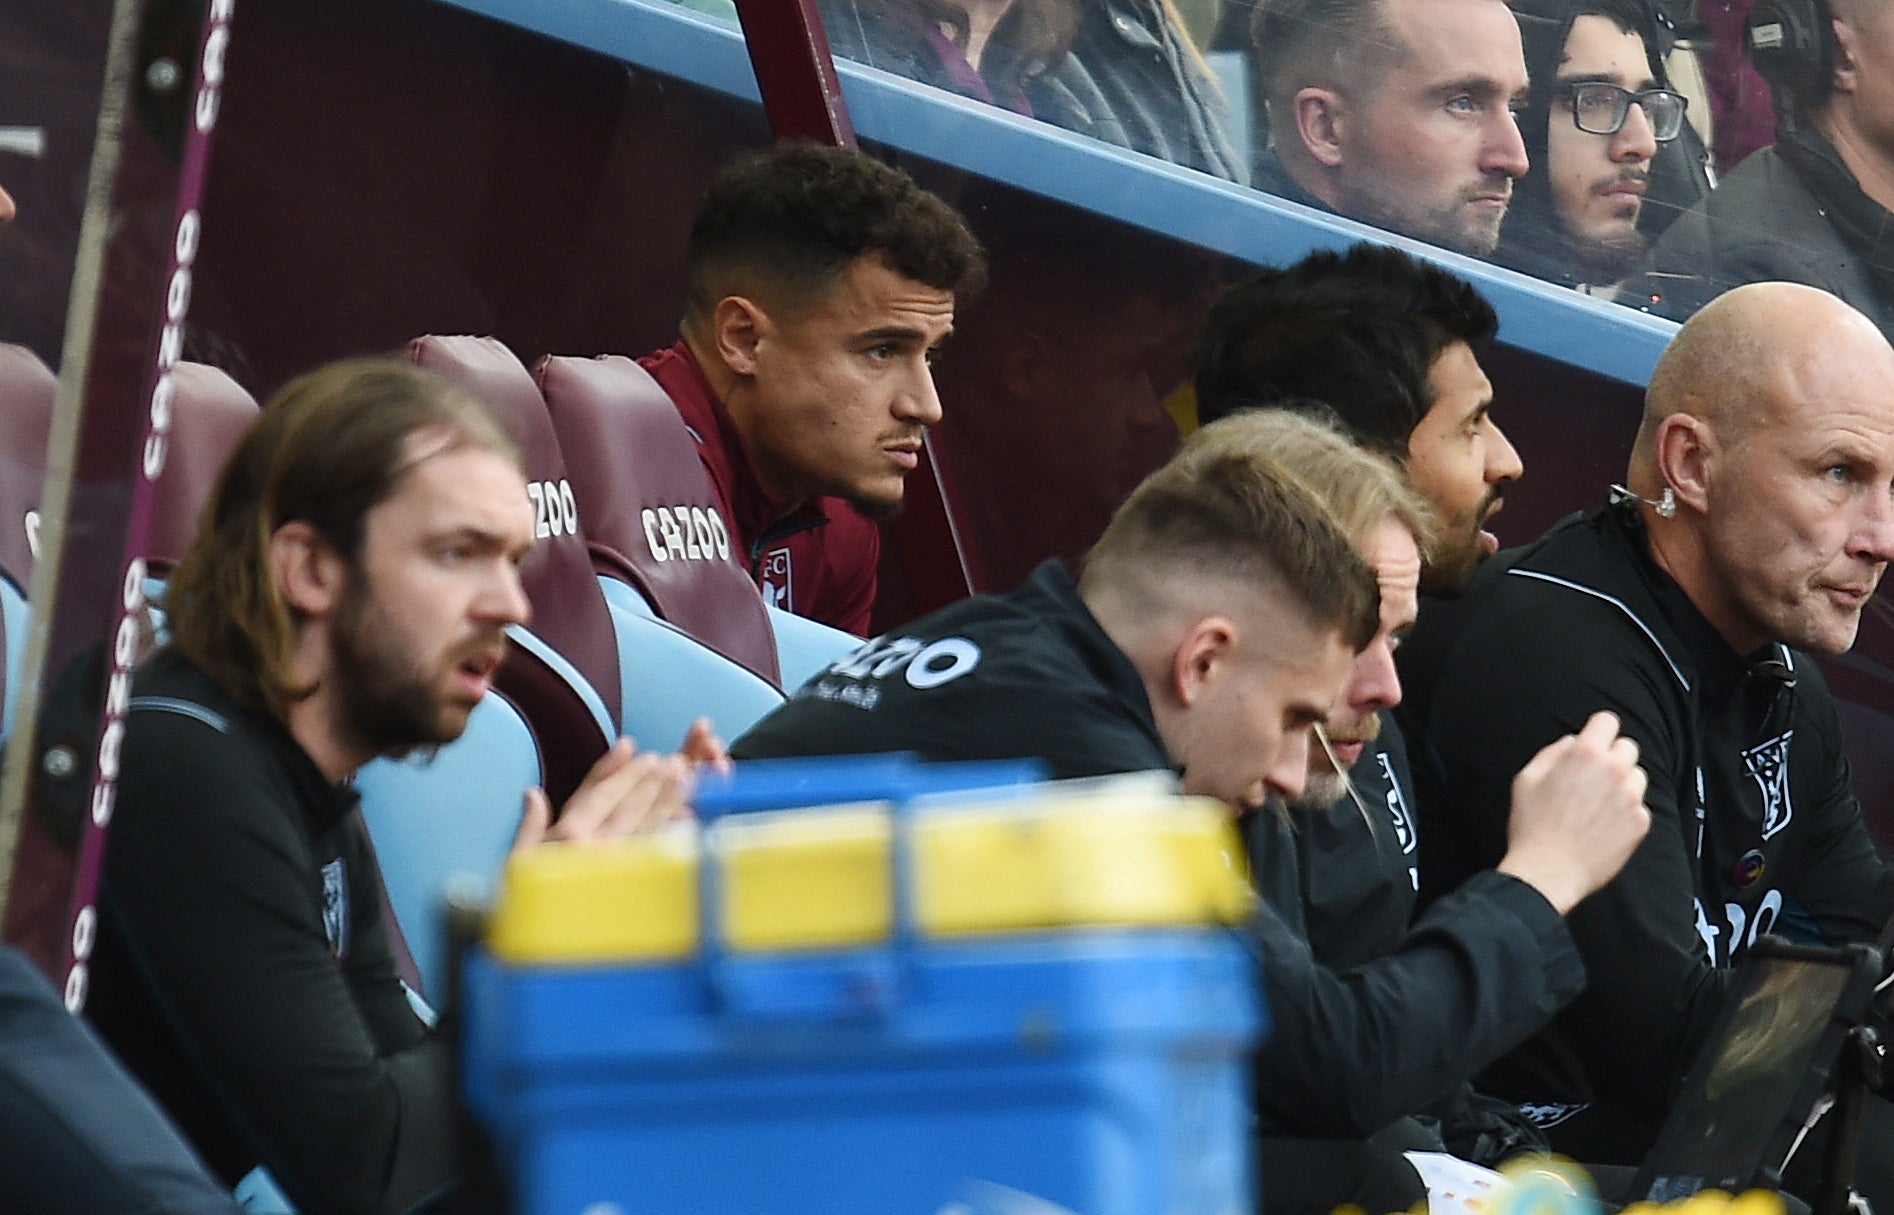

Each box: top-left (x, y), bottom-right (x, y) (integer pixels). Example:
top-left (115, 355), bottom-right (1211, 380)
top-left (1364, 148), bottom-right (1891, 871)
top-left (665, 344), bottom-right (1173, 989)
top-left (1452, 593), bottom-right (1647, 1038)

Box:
top-left (0, 344), bottom-right (57, 590)
top-left (607, 602), bottom-right (784, 754)
top-left (766, 602), bottom-right (864, 693)
top-left (536, 354), bottom-right (782, 687)
top-left (146, 363), bottom-right (262, 574)
top-left (405, 336), bottom-right (619, 805)
top-left (356, 689), bottom-right (542, 999)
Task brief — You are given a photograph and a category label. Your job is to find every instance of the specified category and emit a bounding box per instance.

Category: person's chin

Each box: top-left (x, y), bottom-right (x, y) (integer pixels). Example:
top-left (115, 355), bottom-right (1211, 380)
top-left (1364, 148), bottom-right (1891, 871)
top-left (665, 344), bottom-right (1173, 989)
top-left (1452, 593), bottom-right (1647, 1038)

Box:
top-left (845, 486), bottom-right (906, 522)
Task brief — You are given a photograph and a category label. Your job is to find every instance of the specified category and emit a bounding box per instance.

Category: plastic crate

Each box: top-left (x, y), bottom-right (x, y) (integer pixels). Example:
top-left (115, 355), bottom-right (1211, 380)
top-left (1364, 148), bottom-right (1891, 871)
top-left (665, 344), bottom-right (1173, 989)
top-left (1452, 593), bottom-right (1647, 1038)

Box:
top-left (462, 762), bottom-right (1264, 1215)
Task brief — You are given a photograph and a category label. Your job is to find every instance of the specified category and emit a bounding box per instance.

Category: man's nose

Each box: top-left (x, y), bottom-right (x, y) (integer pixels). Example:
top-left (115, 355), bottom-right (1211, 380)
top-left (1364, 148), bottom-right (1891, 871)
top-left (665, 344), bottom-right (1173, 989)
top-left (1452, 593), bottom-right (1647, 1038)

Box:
top-left (1263, 729), bottom-right (1313, 803)
top-left (1484, 108), bottom-right (1530, 180)
top-left (480, 563), bottom-right (533, 628)
top-left (1614, 102), bottom-right (1658, 162)
top-left (1851, 490), bottom-right (1894, 566)
top-left (1347, 642), bottom-right (1403, 716)
top-left (1486, 419), bottom-right (1524, 484)
top-left (895, 363), bottom-right (944, 427)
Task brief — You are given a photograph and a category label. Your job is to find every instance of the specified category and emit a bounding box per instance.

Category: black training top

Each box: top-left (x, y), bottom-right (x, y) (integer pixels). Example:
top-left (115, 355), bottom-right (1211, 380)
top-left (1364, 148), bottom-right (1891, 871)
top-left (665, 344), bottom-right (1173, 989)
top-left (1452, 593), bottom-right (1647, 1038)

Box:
top-left (1246, 717), bottom-right (1421, 971)
top-left (87, 649), bottom-right (457, 1215)
top-left (732, 561), bottom-right (1173, 779)
top-left (733, 560), bottom-right (1587, 1139)
top-left (1398, 501), bottom-right (1894, 1128)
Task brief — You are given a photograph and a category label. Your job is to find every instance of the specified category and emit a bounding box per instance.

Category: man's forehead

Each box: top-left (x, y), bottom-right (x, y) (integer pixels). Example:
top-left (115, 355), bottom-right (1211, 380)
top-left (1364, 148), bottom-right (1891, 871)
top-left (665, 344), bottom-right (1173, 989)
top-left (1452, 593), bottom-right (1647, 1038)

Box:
top-left (1558, 15), bottom-right (1655, 81)
top-left (1383, 0), bottom-right (1526, 80)
top-left (379, 443), bottom-right (532, 535)
top-left (1423, 341), bottom-right (1494, 419)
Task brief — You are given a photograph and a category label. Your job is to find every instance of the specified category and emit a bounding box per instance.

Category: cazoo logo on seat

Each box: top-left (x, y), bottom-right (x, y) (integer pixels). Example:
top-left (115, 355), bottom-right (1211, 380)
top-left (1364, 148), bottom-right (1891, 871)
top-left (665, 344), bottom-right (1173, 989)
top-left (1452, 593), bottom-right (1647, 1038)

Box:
top-left (641, 505), bottom-right (732, 563)
top-left (528, 479), bottom-right (579, 541)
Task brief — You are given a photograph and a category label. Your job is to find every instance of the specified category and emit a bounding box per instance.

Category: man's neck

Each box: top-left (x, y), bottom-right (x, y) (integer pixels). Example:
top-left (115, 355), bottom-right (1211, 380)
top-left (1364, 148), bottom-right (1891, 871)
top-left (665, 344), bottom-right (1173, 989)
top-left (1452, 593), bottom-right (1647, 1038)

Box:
top-left (283, 685), bottom-right (368, 784)
top-left (1816, 105), bottom-right (1894, 215)
top-left (678, 329), bottom-right (809, 513)
top-left (1640, 514), bottom-right (1765, 658)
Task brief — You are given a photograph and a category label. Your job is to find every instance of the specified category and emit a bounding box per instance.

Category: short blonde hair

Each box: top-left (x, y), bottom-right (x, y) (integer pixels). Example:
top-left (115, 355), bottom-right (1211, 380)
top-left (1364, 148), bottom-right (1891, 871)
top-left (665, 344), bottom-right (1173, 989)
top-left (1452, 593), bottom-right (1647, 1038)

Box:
top-left (1080, 414), bottom-right (1381, 651)
top-left (1181, 405), bottom-right (1437, 562)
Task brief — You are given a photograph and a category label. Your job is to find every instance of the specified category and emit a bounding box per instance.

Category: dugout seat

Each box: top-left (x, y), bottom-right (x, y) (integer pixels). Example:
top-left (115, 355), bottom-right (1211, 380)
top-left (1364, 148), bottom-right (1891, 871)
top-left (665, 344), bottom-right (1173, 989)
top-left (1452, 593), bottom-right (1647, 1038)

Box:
top-left (535, 353), bottom-right (782, 685)
top-left (145, 363), bottom-right (261, 574)
top-left (402, 335), bottom-right (620, 799)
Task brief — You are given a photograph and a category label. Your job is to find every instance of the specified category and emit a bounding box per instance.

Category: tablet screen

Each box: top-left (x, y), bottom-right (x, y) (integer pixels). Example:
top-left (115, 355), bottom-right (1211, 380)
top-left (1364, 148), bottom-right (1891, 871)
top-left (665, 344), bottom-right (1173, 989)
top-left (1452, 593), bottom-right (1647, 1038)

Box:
top-left (1642, 955), bottom-right (1852, 1201)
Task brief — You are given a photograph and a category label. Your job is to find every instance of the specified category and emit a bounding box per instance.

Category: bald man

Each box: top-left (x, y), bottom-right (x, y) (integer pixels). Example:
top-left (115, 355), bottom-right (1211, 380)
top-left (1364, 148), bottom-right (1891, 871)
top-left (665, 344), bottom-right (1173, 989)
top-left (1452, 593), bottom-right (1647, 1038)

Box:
top-left (1396, 283), bottom-right (1894, 1180)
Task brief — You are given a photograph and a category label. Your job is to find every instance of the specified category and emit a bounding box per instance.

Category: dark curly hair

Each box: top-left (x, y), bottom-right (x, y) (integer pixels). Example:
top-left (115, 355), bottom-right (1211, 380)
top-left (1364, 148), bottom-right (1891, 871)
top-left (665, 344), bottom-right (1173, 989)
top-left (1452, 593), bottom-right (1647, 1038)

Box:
top-left (682, 142), bottom-right (987, 327)
top-left (1194, 243), bottom-right (1498, 462)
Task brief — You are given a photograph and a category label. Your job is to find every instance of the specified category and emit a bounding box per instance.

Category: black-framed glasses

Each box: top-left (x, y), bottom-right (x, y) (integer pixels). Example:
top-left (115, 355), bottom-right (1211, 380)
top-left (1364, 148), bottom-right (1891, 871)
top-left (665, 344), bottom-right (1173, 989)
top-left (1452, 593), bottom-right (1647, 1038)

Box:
top-left (1557, 82), bottom-right (1689, 142)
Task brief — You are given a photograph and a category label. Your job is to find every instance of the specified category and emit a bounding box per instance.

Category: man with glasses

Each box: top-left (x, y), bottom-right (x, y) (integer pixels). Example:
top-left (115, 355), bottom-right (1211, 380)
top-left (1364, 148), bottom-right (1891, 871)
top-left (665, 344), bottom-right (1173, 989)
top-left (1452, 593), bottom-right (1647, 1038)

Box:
top-left (1498, 0), bottom-right (1689, 288)
top-left (1627, 0), bottom-right (1894, 337)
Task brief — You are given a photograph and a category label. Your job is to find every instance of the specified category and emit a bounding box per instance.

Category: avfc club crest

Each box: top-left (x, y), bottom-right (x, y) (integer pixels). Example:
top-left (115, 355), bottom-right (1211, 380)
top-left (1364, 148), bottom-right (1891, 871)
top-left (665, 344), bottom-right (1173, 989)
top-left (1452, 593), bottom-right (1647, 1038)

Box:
top-left (320, 858), bottom-right (349, 958)
top-left (761, 548), bottom-right (792, 611)
top-left (1374, 751), bottom-right (1420, 891)
top-left (1742, 731), bottom-right (1794, 840)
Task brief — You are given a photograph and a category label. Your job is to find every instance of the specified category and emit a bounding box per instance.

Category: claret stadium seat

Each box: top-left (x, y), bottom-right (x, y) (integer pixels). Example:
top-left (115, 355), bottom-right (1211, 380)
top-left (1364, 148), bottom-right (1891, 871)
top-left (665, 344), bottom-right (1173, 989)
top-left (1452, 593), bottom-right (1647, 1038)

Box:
top-left (533, 352), bottom-right (787, 751)
top-left (359, 334), bottom-right (618, 998)
top-left (0, 345), bottom-right (54, 742)
top-left (402, 334), bottom-right (621, 792)
top-left (536, 352), bottom-right (858, 702)
top-left (535, 352), bottom-right (783, 684)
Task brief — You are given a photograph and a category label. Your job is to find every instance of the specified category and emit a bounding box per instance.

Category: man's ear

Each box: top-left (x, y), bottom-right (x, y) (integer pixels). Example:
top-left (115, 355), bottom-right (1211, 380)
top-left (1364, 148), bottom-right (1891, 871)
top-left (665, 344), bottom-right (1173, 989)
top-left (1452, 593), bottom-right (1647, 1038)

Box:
top-left (270, 521), bottom-right (348, 621)
top-left (1832, 16), bottom-right (1861, 95)
top-left (1655, 412), bottom-right (1714, 514)
top-left (1292, 87), bottom-right (1349, 168)
top-left (1170, 615), bottom-right (1239, 708)
top-left (711, 295), bottom-right (769, 379)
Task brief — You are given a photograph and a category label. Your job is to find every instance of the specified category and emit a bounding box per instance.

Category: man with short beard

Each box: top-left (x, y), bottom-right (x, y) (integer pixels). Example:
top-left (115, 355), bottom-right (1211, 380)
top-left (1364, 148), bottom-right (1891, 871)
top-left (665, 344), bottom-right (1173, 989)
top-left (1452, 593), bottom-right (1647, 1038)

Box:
top-left (1197, 244), bottom-right (1523, 597)
top-left (1496, 0), bottom-right (1689, 289)
top-left (1249, 0), bottom-right (1531, 256)
top-left (642, 142), bottom-right (985, 635)
top-left (87, 359), bottom-right (721, 1215)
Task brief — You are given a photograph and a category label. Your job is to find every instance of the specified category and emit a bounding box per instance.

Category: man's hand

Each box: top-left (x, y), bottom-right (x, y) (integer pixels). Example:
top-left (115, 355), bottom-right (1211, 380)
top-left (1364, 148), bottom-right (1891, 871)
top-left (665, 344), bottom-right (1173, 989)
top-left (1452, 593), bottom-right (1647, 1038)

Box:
top-left (1496, 711), bottom-right (1652, 914)
top-left (680, 717), bottom-right (732, 776)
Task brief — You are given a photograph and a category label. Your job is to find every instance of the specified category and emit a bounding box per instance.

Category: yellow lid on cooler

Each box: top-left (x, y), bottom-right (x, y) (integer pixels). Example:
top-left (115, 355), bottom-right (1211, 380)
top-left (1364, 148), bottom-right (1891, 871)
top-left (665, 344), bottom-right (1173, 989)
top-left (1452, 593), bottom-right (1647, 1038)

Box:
top-left (487, 789), bottom-right (1254, 964)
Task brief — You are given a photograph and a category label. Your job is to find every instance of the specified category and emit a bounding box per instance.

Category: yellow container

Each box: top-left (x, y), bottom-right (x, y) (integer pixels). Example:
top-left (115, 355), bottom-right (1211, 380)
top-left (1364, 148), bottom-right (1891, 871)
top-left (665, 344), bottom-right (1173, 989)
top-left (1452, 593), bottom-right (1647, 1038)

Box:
top-left (487, 826), bottom-right (699, 964)
top-left (488, 789), bottom-right (1255, 964)
top-left (717, 806), bottom-right (894, 951)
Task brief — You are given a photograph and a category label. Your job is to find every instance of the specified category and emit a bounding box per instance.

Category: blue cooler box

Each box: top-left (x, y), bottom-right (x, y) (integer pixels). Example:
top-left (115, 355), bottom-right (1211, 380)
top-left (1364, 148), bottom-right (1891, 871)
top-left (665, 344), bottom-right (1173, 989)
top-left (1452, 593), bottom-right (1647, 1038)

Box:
top-left (462, 771), bottom-right (1265, 1215)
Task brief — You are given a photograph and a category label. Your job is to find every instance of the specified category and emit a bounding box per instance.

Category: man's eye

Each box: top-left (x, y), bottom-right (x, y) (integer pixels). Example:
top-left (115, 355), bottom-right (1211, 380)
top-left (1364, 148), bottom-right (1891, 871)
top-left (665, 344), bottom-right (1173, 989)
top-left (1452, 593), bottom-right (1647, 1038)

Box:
top-left (1826, 465), bottom-right (1853, 484)
top-left (1446, 95), bottom-right (1479, 115)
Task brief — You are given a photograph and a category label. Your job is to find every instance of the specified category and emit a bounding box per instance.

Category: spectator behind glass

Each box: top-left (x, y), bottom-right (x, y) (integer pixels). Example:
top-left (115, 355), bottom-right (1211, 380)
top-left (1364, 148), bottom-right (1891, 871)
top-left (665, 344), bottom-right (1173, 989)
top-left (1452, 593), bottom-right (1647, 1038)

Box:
top-left (1033, 0), bottom-right (1250, 182)
top-left (1498, 0), bottom-right (1691, 287)
top-left (820, 0), bottom-right (1075, 113)
top-left (1627, 0), bottom-right (1894, 338)
top-left (1697, 0), bottom-right (1778, 170)
top-left (824, 0), bottom-right (1247, 182)
top-left (1250, 0), bottom-right (1531, 256)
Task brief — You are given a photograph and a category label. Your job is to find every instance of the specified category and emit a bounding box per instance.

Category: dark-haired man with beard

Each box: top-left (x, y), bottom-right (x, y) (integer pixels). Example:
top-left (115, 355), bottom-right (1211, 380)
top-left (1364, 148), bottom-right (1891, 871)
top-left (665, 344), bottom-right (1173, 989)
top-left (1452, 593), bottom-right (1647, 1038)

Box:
top-left (88, 359), bottom-right (720, 1215)
top-left (642, 142), bottom-right (986, 635)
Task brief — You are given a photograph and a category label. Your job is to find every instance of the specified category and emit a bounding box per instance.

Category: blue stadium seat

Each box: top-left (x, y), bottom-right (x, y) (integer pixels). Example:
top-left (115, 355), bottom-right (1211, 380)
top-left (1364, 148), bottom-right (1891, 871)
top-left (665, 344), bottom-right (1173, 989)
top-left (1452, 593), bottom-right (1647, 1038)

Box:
top-left (355, 690), bottom-right (542, 998)
top-left (766, 602), bottom-right (861, 694)
top-left (610, 603), bottom-right (783, 752)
